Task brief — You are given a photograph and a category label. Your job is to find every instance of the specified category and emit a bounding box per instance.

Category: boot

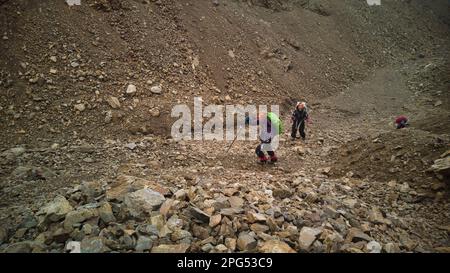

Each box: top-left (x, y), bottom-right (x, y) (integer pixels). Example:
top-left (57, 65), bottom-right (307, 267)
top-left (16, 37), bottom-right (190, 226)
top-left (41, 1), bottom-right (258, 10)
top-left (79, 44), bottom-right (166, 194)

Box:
top-left (258, 156), bottom-right (268, 164)
top-left (270, 155), bottom-right (278, 163)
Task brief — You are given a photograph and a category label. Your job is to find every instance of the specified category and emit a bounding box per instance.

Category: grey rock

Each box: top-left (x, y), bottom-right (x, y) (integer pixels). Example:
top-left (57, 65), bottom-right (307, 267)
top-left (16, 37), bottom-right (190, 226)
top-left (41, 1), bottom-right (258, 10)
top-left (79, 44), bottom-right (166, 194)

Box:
top-left (366, 241), bottom-right (382, 253)
top-left (98, 202), bottom-right (116, 224)
top-left (151, 243), bottom-right (190, 253)
top-left (63, 206), bottom-right (99, 230)
top-left (126, 84), bottom-right (137, 95)
top-left (188, 207), bottom-right (210, 223)
top-left (124, 189), bottom-right (165, 218)
top-left (37, 196), bottom-right (74, 226)
top-left (237, 232), bottom-right (257, 251)
top-left (135, 236), bottom-right (153, 252)
top-left (80, 236), bottom-right (109, 253)
top-left (150, 85), bottom-right (162, 94)
top-left (299, 227), bottom-right (322, 250)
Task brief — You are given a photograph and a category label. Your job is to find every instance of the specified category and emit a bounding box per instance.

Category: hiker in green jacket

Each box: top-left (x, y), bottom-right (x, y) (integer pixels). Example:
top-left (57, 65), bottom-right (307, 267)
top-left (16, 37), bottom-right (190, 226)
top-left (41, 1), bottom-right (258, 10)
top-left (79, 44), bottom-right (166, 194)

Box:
top-left (246, 112), bottom-right (283, 164)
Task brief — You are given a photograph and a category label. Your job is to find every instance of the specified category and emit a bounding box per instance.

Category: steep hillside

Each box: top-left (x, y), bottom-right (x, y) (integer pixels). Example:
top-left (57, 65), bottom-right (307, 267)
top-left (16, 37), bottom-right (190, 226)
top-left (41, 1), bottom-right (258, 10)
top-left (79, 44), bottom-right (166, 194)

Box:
top-left (0, 0), bottom-right (449, 253)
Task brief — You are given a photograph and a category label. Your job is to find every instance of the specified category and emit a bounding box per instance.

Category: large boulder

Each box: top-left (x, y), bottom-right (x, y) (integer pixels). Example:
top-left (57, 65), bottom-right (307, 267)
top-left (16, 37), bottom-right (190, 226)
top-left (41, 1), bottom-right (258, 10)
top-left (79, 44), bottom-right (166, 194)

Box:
top-left (36, 196), bottom-right (74, 227)
top-left (106, 175), bottom-right (170, 201)
top-left (63, 204), bottom-right (99, 230)
top-left (123, 189), bottom-right (165, 218)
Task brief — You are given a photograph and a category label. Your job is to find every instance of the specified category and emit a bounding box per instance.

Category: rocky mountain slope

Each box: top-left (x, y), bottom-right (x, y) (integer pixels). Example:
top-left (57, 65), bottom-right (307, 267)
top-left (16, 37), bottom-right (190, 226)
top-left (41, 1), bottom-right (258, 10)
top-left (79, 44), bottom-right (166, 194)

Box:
top-left (0, 0), bottom-right (449, 253)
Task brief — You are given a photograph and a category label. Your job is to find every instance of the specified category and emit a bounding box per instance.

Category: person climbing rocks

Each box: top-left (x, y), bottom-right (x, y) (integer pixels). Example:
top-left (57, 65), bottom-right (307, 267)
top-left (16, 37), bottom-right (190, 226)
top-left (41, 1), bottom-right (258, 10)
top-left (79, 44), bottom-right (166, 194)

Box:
top-left (394, 115), bottom-right (409, 129)
top-left (246, 112), bottom-right (284, 164)
top-left (291, 101), bottom-right (310, 141)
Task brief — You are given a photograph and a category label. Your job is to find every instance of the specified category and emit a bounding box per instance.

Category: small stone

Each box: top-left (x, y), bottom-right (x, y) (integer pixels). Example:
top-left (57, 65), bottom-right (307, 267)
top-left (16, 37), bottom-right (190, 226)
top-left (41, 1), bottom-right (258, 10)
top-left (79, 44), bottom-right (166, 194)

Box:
top-left (171, 229), bottom-right (192, 241)
top-left (400, 182), bottom-right (410, 193)
top-left (323, 206), bottom-right (339, 219)
top-left (81, 224), bottom-right (93, 235)
top-left (201, 243), bottom-right (214, 252)
top-left (247, 212), bottom-right (267, 223)
top-left (228, 196), bottom-right (244, 208)
top-left (167, 215), bottom-right (184, 230)
top-left (188, 207), bottom-right (210, 223)
top-left (343, 198), bottom-right (358, 208)
top-left (135, 236), bottom-right (153, 252)
top-left (174, 189), bottom-right (187, 200)
top-left (192, 224), bottom-right (210, 240)
top-left (209, 214), bottom-right (222, 228)
top-left (52, 227), bottom-right (71, 243)
top-left (50, 56), bottom-right (57, 62)
top-left (273, 188), bottom-right (293, 199)
top-left (159, 199), bottom-right (175, 218)
top-left (225, 238), bottom-right (236, 251)
top-left (65, 241), bottom-right (81, 253)
top-left (151, 215), bottom-right (165, 230)
top-left (150, 108), bottom-right (160, 117)
top-left (70, 61), bottom-right (79, 68)
top-left (83, 157), bottom-right (94, 163)
top-left (250, 223), bottom-right (270, 233)
top-left (106, 96), bottom-right (121, 109)
top-left (98, 202), bottom-right (116, 224)
top-left (49, 68), bottom-right (57, 74)
top-left (220, 207), bottom-right (243, 216)
top-left (211, 197), bottom-right (230, 211)
top-left (80, 236), bottom-right (109, 253)
top-left (125, 142), bottom-right (137, 150)
top-left (104, 111), bottom-right (112, 123)
top-left (368, 207), bottom-right (392, 225)
top-left (74, 103), bottom-right (85, 112)
top-left (366, 241), bottom-right (382, 253)
top-left (237, 232), bottom-right (257, 251)
top-left (14, 228), bottom-right (28, 239)
top-left (215, 244), bottom-right (228, 252)
top-left (299, 227), bottom-right (322, 250)
top-left (345, 228), bottom-right (373, 243)
top-left (159, 225), bottom-right (172, 238)
top-left (260, 240), bottom-right (296, 253)
top-left (151, 244), bottom-right (190, 253)
top-left (126, 84), bottom-right (137, 95)
top-left (387, 180), bottom-right (397, 187)
top-left (150, 85), bottom-right (162, 94)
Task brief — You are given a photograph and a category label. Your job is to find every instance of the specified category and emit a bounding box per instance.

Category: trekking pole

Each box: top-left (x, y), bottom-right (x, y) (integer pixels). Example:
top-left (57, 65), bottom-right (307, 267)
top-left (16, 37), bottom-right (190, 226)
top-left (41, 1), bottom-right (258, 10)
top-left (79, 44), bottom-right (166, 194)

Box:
top-left (226, 126), bottom-right (243, 153)
top-left (296, 119), bottom-right (305, 132)
top-left (296, 119), bottom-right (304, 130)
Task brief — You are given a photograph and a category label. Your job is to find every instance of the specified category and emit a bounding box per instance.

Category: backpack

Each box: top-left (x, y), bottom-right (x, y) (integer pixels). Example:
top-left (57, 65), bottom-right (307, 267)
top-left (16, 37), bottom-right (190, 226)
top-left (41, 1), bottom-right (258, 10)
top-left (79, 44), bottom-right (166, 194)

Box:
top-left (267, 112), bottom-right (284, 135)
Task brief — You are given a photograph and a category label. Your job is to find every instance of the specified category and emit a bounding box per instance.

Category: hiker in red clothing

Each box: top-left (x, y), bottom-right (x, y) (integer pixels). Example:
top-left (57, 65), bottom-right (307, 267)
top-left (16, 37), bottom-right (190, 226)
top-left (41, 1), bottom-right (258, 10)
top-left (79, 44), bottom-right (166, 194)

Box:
top-left (394, 116), bottom-right (409, 129)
